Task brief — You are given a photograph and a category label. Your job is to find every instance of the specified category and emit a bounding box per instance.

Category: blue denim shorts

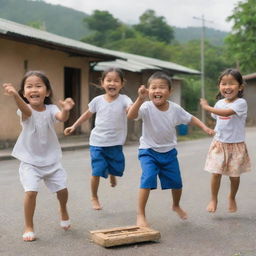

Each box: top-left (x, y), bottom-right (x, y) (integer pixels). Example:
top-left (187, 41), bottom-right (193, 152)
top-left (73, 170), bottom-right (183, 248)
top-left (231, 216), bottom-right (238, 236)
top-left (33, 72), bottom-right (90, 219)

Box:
top-left (90, 145), bottom-right (125, 178)
top-left (138, 148), bottom-right (182, 190)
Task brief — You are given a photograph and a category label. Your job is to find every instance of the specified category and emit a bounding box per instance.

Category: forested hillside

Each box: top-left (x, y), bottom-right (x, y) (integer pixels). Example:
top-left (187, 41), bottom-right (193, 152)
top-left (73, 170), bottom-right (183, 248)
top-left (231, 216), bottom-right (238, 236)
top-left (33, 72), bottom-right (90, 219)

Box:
top-left (0, 0), bottom-right (227, 45)
top-left (0, 0), bottom-right (89, 40)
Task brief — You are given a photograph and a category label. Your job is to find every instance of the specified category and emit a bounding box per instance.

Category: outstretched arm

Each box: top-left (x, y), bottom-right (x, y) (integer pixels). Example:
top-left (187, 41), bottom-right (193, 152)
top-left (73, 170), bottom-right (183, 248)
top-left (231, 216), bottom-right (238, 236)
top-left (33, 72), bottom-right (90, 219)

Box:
top-left (55, 98), bottom-right (75, 122)
top-left (2, 83), bottom-right (31, 119)
top-left (127, 85), bottom-right (148, 120)
top-left (200, 98), bottom-right (235, 117)
top-left (189, 116), bottom-right (215, 136)
top-left (64, 109), bottom-right (93, 135)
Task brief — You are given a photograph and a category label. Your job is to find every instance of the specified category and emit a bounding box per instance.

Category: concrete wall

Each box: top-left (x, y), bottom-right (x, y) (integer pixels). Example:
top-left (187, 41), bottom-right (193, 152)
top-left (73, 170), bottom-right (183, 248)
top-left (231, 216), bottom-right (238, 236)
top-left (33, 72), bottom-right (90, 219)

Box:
top-left (0, 37), bottom-right (90, 141)
top-left (244, 79), bottom-right (256, 125)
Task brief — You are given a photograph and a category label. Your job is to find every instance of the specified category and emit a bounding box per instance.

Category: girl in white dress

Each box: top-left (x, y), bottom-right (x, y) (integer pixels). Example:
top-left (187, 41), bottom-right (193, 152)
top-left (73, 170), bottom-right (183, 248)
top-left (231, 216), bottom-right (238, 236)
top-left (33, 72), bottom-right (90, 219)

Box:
top-left (3, 71), bottom-right (74, 241)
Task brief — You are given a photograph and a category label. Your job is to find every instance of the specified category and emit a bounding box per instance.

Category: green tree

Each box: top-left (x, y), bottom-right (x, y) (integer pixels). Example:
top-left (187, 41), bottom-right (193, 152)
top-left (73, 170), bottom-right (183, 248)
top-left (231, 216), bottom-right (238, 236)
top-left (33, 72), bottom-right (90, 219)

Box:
top-left (133, 9), bottom-right (174, 44)
top-left (225, 0), bottom-right (256, 73)
top-left (84, 10), bottom-right (120, 32)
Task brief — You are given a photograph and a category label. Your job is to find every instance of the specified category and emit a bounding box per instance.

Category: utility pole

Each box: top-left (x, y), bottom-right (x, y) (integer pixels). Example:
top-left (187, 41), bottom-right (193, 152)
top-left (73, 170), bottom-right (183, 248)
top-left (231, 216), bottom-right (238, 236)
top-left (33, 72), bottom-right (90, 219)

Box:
top-left (193, 15), bottom-right (213, 123)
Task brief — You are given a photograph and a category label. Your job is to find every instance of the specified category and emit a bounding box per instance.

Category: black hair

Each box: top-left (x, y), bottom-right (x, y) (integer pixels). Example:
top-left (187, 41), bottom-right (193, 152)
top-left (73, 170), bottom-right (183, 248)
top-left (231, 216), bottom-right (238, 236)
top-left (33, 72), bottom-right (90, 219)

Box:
top-left (216, 68), bottom-right (244, 99)
top-left (147, 71), bottom-right (172, 90)
top-left (18, 70), bottom-right (53, 104)
top-left (101, 67), bottom-right (125, 83)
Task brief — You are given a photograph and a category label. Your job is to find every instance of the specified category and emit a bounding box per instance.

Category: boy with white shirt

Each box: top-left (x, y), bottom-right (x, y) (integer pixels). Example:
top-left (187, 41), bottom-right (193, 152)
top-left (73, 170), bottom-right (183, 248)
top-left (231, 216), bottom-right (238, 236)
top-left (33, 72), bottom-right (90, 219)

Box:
top-left (128, 71), bottom-right (214, 227)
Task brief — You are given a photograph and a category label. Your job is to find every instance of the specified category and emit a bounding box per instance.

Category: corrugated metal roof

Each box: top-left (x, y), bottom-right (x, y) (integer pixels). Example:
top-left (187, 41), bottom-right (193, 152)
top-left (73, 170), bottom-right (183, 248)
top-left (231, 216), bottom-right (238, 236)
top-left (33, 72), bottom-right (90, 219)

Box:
top-left (94, 50), bottom-right (200, 75)
top-left (0, 18), bottom-right (200, 75)
top-left (93, 59), bottom-right (161, 72)
top-left (0, 18), bottom-right (119, 60)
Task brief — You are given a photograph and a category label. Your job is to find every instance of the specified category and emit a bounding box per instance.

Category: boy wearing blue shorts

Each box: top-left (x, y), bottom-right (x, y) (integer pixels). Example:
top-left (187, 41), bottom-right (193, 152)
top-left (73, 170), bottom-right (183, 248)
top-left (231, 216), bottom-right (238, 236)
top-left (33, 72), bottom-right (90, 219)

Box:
top-left (127, 72), bottom-right (214, 227)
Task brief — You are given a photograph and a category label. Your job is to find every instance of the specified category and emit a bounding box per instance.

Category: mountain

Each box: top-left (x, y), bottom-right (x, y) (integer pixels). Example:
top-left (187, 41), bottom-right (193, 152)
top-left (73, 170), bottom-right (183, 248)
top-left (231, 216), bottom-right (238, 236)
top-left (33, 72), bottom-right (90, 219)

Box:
top-left (174, 26), bottom-right (228, 46)
top-left (0, 0), bottom-right (227, 45)
top-left (0, 0), bottom-right (89, 40)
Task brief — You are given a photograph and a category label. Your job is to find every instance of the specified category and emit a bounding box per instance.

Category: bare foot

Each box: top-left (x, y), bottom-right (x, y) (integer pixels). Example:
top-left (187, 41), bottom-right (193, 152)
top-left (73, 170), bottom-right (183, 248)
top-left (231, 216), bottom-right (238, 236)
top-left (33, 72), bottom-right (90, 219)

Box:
top-left (109, 175), bottom-right (117, 187)
top-left (136, 214), bottom-right (149, 227)
top-left (206, 200), bottom-right (217, 213)
top-left (91, 197), bottom-right (102, 210)
top-left (172, 206), bottom-right (188, 220)
top-left (60, 220), bottom-right (71, 231)
top-left (23, 231), bottom-right (36, 242)
top-left (228, 198), bottom-right (237, 213)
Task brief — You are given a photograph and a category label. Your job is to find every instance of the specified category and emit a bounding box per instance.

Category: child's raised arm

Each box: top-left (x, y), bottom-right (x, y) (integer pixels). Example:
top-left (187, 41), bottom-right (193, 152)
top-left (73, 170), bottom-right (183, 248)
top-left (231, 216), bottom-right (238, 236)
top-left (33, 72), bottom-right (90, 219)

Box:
top-left (127, 85), bottom-right (148, 120)
top-left (2, 83), bottom-right (31, 119)
top-left (64, 109), bottom-right (93, 135)
top-left (189, 116), bottom-right (215, 136)
top-left (200, 98), bottom-right (235, 117)
top-left (55, 98), bottom-right (75, 122)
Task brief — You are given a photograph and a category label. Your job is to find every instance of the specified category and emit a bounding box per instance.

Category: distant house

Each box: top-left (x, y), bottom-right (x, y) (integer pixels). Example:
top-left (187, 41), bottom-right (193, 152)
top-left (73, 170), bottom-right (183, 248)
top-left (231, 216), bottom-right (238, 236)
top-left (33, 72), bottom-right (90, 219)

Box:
top-left (0, 18), bottom-right (119, 142)
top-left (0, 18), bottom-right (200, 144)
top-left (243, 73), bottom-right (256, 125)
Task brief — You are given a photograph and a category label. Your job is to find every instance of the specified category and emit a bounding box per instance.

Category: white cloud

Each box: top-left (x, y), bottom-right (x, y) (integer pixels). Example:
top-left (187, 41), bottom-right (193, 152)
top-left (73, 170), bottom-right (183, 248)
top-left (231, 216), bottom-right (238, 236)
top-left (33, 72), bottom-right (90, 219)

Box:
top-left (44, 0), bottom-right (241, 31)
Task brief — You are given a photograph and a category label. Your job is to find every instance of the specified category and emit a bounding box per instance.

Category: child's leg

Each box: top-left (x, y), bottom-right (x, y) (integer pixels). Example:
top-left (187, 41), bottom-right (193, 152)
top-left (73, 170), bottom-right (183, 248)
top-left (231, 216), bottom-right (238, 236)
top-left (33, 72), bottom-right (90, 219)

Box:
top-left (137, 188), bottom-right (150, 227)
top-left (109, 175), bottom-right (117, 187)
top-left (172, 189), bottom-right (187, 219)
top-left (91, 176), bottom-right (102, 210)
top-left (56, 188), bottom-right (70, 230)
top-left (228, 176), bottom-right (240, 212)
top-left (207, 173), bottom-right (222, 212)
top-left (23, 191), bottom-right (37, 241)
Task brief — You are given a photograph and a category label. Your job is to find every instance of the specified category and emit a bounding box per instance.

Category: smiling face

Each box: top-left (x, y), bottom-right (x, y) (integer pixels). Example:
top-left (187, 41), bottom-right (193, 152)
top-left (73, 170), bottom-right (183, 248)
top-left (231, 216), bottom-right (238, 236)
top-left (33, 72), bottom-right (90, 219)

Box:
top-left (23, 75), bottom-right (50, 111)
top-left (148, 78), bottom-right (171, 110)
top-left (219, 74), bottom-right (243, 102)
top-left (101, 71), bottom-right (124, 100)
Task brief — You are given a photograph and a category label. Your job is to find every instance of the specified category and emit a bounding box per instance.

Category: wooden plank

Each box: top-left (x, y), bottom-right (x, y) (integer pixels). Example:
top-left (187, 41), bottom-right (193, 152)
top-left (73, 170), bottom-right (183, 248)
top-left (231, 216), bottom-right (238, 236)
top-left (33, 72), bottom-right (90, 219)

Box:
top-left (90, 226), bottom-right (161, 247)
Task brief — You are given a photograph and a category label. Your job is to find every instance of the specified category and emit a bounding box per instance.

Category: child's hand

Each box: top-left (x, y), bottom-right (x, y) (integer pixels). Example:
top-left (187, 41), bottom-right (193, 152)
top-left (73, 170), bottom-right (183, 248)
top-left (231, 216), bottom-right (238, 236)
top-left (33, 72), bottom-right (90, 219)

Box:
top-left (2, 83), bottom-right (18, 96)
top-left (59, 98), bottom-right (75, 111)
top-left (200, 98), bottom-right (209, 109)
top-left (138, 85), bottom-right (148, 100)
top-left (203, 126), bottom-right (215, 136)
top-left (64, 126), bottom-right (75, 136)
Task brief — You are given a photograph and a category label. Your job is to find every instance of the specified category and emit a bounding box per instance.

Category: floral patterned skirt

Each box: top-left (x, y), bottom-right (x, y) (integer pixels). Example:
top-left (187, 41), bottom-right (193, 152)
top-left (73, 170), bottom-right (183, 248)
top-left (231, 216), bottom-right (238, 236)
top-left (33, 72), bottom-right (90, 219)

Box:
top-left (204, 140), bottom-right (251, 177)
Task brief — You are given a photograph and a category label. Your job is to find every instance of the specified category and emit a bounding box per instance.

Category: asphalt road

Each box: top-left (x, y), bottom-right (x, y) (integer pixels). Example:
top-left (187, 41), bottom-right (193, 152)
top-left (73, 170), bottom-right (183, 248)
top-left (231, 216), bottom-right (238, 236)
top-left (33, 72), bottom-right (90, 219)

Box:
top-left (1, 128), bottom-right (256, 256)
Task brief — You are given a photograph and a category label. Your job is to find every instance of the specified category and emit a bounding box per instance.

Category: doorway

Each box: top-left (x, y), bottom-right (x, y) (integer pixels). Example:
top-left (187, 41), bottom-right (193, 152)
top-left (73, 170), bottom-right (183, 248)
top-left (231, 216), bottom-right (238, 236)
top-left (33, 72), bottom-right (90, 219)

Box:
top-left (64, 67), bottom-right (81, 134)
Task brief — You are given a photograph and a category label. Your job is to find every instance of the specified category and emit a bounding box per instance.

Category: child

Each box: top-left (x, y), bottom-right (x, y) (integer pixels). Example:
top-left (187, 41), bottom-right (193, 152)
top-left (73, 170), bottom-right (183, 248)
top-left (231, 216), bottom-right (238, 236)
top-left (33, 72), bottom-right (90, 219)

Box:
top-left (200, 68), bottom-right (251, 213)
top-left (64, 67), bottom-right (133, 210)
top-left (127, 71), bottom-right (214, 227)
top-left (2, 71), bottom-right (75, 242)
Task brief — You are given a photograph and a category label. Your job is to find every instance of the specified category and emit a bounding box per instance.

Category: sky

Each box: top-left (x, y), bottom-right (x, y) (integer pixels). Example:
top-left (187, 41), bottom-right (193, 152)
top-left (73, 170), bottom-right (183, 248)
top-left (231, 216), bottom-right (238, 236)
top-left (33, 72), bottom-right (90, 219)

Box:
top-left (43, 0), bottom-right (243, 32)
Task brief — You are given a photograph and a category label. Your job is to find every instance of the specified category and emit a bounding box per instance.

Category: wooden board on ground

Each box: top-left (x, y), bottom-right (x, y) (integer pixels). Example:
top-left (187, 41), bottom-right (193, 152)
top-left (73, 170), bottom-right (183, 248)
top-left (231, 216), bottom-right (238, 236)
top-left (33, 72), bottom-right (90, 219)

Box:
top-left (90, 225), bottom-right (161, 247)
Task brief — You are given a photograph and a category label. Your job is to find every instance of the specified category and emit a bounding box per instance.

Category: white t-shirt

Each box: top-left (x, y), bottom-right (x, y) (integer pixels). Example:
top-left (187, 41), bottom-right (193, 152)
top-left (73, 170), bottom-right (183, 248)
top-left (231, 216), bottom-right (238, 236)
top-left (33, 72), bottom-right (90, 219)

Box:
top-left (212, 98), bottom-right (247, 143)
top-left (12, 104), bottom-right (62, 166)
top-left (137, 101), bottom-right (192, 152)
top-left (88, 94), bottom-right (133, 146)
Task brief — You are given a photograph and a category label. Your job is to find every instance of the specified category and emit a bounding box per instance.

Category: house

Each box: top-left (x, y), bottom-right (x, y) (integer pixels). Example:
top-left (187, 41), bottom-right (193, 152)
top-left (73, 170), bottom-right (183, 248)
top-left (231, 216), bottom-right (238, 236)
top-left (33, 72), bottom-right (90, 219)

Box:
top-left (0, 18), bottom-right (200, 145)
top-left (0, 18), bottom-right (120, 143)
top-left (243, 73), bottom-right (256, 125)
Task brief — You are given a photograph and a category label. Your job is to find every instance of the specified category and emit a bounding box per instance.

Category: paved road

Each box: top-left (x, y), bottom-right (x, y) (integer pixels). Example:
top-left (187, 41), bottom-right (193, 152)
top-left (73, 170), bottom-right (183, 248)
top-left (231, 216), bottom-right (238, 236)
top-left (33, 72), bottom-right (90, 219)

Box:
top-left (1, 128), bottom-right (256, 256)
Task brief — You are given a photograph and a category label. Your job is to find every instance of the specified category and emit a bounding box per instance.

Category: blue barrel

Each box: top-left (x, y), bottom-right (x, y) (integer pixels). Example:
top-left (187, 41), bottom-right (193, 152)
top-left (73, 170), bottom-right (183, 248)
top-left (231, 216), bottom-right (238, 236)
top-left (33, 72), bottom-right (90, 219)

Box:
top-left (177, 124), bottom-right (188, 136)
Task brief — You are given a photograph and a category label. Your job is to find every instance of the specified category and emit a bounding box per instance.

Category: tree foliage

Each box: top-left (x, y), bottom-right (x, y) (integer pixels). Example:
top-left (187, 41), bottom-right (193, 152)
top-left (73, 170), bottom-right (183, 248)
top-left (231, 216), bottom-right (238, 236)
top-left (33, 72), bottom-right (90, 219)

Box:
top-left (133, 9), bottom-right (174, 43)
top-left (225, 0), bottom-right (256, 73)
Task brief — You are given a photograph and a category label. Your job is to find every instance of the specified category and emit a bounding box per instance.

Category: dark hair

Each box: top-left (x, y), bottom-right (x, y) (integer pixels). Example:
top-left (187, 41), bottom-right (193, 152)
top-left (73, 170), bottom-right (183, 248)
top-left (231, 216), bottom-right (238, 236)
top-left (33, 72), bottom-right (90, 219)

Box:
top-left (147, 71), bottom-right (172, 90)
top-left (216, 68), bottom-right (244, 99)
top-left (101, 67), bottom-right (125, 83)
top-left (18, 70), bottom-right (53, 104)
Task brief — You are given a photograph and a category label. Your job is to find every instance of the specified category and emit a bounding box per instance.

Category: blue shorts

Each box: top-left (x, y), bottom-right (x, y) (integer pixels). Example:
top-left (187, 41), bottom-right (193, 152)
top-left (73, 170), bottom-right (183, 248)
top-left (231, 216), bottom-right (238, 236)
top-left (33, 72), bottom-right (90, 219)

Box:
top-left (138, 148), bottom-right (182, 190)
top-left (90, 145), bottom-right (125, 178)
